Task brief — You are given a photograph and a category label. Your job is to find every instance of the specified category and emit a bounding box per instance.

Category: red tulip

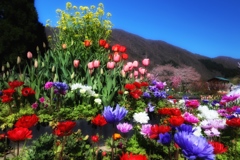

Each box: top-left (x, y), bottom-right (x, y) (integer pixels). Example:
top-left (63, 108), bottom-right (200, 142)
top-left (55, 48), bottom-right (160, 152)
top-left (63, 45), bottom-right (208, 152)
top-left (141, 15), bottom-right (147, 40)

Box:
top-left (99, 39), bottom-right (106, 46)
top-left (73, 60), bottom-right (80, 68)
top-left (84, 40), bottom-right (91, 47)
top-left (142, 58), bottom-right (150, 66)
top-left (27, 51), bottom-right (33, 59)
top-left (15, 114), bottom-right (39, 128)
top-left (107, 62), bottom-right (115, 69)
top-left (104, 43), bottom-right (110, 49)
top-left (122, 53), bottom-right (128, 60)
top-left (119, 46), bottom-right (126, 53)
top-left (112, 44), bottom-right (120, 52)
top-left (7, 127), bottom-right (32, 142)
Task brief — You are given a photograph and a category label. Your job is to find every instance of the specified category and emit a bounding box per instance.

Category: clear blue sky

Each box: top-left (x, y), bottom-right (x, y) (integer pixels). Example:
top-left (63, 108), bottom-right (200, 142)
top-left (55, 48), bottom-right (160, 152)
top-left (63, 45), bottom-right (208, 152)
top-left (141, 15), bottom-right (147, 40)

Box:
top-left (35, 0), bottom-right (240, 59)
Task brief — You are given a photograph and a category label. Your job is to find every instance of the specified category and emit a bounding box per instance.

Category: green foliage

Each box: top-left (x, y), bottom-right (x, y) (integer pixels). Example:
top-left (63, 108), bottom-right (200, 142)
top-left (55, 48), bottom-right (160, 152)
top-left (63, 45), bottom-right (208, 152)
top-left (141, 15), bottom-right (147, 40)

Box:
top-left (24, 133), bottom-right (55, 160)
top-left (126, 134), bottom-right (146, 155)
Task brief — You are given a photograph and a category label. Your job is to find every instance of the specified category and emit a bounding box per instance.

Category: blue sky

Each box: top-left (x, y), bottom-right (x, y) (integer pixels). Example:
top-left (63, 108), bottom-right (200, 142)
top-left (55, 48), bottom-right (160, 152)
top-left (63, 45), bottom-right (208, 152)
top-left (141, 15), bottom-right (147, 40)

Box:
top-left (35, 0), bottom-right (240, 59)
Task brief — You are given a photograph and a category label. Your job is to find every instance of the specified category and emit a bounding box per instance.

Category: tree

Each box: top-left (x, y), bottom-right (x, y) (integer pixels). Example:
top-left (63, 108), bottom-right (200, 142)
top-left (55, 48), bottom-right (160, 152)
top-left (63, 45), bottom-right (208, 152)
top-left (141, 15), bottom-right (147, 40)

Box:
top-left (150, 64), bottom-right (201, 91)
top-left (0, 0), bottom-right (48, 67)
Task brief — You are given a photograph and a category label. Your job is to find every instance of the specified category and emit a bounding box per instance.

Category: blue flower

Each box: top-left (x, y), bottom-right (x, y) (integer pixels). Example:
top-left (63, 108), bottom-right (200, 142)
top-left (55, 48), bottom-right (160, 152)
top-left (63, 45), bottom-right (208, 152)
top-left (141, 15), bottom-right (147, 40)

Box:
top-left (202, 99), bottom-right (209, 104)
top-left (53, 82), bottom-right (69, 95)
top-left (211, 100), bottom-right (219, 106)
top-left (148, 85), bottom-right (157, 92)
top-left (147, 102), bottom-right (155, 112)
top-left (142, 92), bottom-right (151, 98)
top-left (235, 108), bottom-right (240, 114)
top-left (157, 133), bottom-right (171, 146)
top-left (174, 131), bottom-right (215, 160)
top-left (176, 124), bottom-right (194, 133)
top-left (103, 104), bottom-right (128, 123)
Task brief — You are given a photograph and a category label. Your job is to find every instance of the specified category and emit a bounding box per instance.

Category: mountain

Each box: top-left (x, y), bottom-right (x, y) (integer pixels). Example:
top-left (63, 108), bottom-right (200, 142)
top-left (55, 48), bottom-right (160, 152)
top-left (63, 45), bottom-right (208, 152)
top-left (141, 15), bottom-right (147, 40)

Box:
top-left (109, 29), bottom-right (240, 80)
top-left (45, 27), bottom-right (240, 81)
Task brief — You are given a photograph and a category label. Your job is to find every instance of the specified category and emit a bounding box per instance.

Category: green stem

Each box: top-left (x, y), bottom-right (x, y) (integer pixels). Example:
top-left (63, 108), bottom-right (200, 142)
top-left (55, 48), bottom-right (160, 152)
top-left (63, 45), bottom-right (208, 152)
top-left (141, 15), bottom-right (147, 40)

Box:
top-left (60, 136), bottom-right (67, 160)
top-left (17, 141), bottom-right (19, 156)
top-left (168, 146), bottom-right (172, 160)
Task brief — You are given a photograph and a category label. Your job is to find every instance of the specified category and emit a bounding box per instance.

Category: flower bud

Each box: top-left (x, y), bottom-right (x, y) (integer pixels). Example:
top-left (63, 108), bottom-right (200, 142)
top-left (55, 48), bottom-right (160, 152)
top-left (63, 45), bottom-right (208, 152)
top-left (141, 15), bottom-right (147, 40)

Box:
top-left (3, 73), bottom-right (5, 79)
top-left (54, 74), bottom-right (58, 82)
top-left (73, 60), bottom-right (80, 68)
top-left (17, 56), bottom-right (21, 64)
top-left (34, 59), bottom-right (38, 68)
top-left (36, 46), bottom-right (39, 53)
top-left (6, 62), bottom-right (10, 68)
top-left (6, 71), bottom-right (9, 76)
top-left (62, 44), bottom-right (67, 49)
top-left (52, 66), bottom-right (55, 72)
top-left (100, 68), bottom-right (103, 74)
top-left (83, 135), bottom-right (89, 141)
top-left (71, 72), bottom-right (75, 79)
top-left (43, 42), bottom-right (46, 48)
top-left (27, 51), bottom-right (33, 59)
top-left (41, 62), bottom-right (45, 67)
top-left (1, 66), bottom-right (4, 72)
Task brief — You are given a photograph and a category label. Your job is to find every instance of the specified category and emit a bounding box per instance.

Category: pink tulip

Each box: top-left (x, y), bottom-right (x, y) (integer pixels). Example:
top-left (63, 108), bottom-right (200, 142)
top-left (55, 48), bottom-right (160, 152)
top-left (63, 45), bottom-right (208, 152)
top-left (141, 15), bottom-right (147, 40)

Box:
top-left (129, 73), bottom-right (133, 79)
top-left (113, 53), bottom-right (121, 62)
top-left (27, 51), bottom-right (33, 59)
top-left (126, 62), bottom-right (133, 71)
top-left (121, 70), bottom-right (126, 77)
top-left (142, 58), bottom-right (150, 66)
top-left (147, 73), bottom-right (152, 78)
top-left (107, 62), bottom-right (115, 69)
top-left (139, 67), bottom-right (146, 75)
top-left (123, 64), bottom-right (129, 72)
top-left (73, 60), bottom-right (80, 68)
top-left (88, 62), bottom-right (94, 70)
top-left (132, 61), bottom-right (139, 68)
top-left (134, 70), bottom-right (139, 77)
top-left (93, 60), bottom-right (100, 68)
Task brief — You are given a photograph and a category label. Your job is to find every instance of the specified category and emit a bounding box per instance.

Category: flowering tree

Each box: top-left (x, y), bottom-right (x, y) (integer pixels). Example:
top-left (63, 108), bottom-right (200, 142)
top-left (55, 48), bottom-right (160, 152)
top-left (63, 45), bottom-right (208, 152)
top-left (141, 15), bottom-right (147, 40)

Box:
top-left (151, 64), bottom-right (201, 91)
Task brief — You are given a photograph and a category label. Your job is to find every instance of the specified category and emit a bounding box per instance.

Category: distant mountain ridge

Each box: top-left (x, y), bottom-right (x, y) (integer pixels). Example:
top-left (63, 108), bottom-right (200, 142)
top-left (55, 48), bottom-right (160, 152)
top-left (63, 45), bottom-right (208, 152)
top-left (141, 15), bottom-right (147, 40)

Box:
top-left (45, 27), bottom-right (240, 80)
top-left (109, 29), bottom-right (240, 80)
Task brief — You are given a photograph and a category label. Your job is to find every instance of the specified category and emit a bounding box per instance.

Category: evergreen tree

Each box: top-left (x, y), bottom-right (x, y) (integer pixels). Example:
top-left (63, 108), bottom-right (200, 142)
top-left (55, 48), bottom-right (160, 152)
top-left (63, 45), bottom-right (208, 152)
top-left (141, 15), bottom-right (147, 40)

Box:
top-left (0, 0), bottom-right (48, 67)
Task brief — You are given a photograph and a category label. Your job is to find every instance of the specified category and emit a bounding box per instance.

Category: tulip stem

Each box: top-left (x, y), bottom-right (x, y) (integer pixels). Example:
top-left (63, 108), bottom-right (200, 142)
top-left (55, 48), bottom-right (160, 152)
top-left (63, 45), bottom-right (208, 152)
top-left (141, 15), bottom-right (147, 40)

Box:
top-left (168, 146), bottom-right (172, 160)
top-left (17, 141), bottom-right (19, 156)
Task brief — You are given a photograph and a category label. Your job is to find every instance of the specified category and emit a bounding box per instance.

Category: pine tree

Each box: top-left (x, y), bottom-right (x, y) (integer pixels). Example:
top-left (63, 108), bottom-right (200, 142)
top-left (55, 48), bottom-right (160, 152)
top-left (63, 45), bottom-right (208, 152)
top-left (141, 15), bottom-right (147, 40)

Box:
top-left (0, 0), bottom-right (48, 67)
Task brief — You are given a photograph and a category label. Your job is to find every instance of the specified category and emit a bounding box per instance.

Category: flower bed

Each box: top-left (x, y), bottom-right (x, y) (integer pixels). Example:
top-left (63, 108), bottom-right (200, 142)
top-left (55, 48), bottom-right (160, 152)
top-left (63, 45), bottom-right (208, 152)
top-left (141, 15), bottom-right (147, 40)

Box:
top-left (0, 2), bottom-right (240, 160)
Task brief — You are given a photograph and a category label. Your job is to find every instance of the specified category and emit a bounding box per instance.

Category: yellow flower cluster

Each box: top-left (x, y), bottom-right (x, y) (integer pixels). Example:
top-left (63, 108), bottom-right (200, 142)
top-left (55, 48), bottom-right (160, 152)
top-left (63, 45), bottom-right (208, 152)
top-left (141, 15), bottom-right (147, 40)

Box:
top-left (52, 2), bottom-right (112, 44)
